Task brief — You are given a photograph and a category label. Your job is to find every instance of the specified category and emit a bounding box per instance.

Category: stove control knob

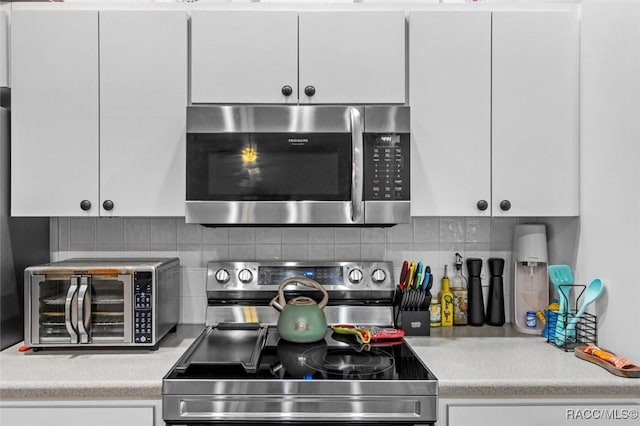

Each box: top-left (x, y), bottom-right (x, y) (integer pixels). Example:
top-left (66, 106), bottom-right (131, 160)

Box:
top-left (348, 268), bottom-right (364, 284)
top-left (214, 269), bottom-right (230, 284)
top-left (238, 268), bottom-right (254, 284)
top-left (371, 269), bottom-right (387, 284)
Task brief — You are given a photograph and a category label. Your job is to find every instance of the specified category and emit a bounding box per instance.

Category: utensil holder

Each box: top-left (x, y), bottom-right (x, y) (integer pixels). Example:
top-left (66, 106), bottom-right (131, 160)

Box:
top-left (545, 284), bottom-right (598, 352)
top-left (393, 288), bottom-right (431, 336)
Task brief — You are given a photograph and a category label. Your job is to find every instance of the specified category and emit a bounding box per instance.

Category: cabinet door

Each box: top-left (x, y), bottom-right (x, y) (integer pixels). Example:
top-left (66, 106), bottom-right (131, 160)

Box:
top-left (99, 11), bottom-right (187, 217)
top-left (299, 11), bottom-right (405, 104)
top-left (190, 11), bottom-right (298, 104)
top-left (0, 405), bottom-right (155, 426)
top-left (11, 11), bottom-right (99, 217)
top-left (492, 11), bottom-right (579, 216)
top-left (409, 11), bottom-right (491, 217)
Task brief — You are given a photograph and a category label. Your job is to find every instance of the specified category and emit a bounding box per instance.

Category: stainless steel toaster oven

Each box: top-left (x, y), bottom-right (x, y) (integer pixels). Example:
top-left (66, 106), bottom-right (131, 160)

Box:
top-left (24, 258), bottom-right (180, 349)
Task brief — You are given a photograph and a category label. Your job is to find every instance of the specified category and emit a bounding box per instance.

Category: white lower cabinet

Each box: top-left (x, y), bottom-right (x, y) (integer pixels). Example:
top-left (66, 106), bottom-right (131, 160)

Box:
top-left (439, 398), bottom-right (640, 426)
top-left (0, 399), bottom-right (161, 426)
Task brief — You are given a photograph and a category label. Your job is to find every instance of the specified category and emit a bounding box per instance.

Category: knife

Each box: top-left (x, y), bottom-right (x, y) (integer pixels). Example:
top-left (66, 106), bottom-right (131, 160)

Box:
top-left (406, 262), bottom-right (416, 290)
top-left (398, 260), bottom-right (409, 291)
top-left (413, 262), bottom-right (423, 290)
top-left (421, 271), bottom-right (431, 291)
top-left (425, 266), bottom-right (433, 294)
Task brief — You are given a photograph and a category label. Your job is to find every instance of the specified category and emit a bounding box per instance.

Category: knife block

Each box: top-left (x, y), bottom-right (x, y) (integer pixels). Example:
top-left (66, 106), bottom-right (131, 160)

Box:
top-left (393, 289), bottom-right (431, 336)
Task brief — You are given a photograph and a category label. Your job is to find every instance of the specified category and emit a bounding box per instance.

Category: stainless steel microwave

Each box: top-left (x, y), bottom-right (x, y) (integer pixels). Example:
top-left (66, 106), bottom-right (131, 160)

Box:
top-left (185, 105), bottom-right (410, 225)
top-left (24, 258), bottom-right (179, 349)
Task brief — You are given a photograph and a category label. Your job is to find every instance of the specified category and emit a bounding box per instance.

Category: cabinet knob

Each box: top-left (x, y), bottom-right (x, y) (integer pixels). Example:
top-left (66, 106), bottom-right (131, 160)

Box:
top-left (304, 85), bottom-right (316, 97)
top-left (476, 200), bottom-right (488, 211)
top-left (80, 200), bottom-right (92, 211)
top-left (102, 200), bottom-right (114, 211)
top-left (281, 85), bottom-right (293, 96)
top-left (499, 200), bottom-right (511, 211)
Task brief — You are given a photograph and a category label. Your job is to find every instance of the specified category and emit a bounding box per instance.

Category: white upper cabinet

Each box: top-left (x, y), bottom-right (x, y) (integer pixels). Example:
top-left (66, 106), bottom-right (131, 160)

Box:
top-left (492, 11), bottom-right (579, 217)
top-left (190, 11), bottom-right (298, 104)
top-left (190, 10), bottom-right (406, 104)
top-left (99, 10), bottom-right (187, 217)
top-left (11, 10), bottom-right (99, 217)
top-left (298, 11), bottom-right (406, 104)
top-left (11, 10), bottom-right (187, 217)
top-left (409, 11), bottom-right (491, 217)
top-left (409, 9), bottom-right (579, 217)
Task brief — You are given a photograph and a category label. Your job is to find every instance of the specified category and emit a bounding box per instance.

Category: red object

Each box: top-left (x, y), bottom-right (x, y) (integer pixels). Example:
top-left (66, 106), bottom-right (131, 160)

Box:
top-left (368, 326), bottom-right (405, 341)
top-left (18, 345), bottom-right (31, 352)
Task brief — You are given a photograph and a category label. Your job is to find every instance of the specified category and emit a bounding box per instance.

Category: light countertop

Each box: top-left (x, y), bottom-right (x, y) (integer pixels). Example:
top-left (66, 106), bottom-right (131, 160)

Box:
top-left (1, 325), bottom-right (638, 400)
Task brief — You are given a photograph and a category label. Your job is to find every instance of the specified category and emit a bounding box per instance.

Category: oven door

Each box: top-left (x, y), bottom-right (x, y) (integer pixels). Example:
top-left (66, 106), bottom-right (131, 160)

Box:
top-left (28, 273), bottom-right (133, 346)
top-left (185, 106), bottom-right (364, 225)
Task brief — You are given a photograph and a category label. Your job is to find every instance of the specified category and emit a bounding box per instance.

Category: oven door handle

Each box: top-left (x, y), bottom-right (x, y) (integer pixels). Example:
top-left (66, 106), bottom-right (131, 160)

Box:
top-left (65, 276), bottom-right (79, 344)
top-left (77, 275), bottom-right (91, 344)
top-left (350, 107), bottom-right (364, 223)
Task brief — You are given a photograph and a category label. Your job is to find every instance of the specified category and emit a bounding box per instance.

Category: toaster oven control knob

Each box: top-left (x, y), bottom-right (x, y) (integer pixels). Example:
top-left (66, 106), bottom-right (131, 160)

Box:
top-left (238, 268), bottom-right (253, 284)
top-left (371, 269), bottom-right (387, 284)
top-left (214, 269), bottom-right (230, 284)
top-left (348, 268), bottom-right (364, 284)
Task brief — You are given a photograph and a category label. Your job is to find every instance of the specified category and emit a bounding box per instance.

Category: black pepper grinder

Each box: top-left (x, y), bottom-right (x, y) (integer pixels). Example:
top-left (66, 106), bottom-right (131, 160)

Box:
top-left (486, 258), bottom-right (506, 326)
top-left (466, 258), bottom-right (485, 326)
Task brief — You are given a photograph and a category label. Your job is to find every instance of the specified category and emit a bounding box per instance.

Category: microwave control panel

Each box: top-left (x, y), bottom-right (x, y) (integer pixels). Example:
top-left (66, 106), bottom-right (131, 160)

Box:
top-left (364, 133), bottom-right (410, 201)
top-left (134, 271), bottom-right (153, 344)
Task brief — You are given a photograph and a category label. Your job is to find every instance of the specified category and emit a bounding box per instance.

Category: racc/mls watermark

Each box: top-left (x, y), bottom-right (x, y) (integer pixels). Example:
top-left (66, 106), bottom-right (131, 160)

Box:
top-left (566, 408), bottom-right (639, 421)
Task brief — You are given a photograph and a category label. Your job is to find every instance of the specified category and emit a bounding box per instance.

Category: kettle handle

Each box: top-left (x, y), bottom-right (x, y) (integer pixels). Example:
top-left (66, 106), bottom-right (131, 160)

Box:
top-left (270, 277), bottom-right (329, 311)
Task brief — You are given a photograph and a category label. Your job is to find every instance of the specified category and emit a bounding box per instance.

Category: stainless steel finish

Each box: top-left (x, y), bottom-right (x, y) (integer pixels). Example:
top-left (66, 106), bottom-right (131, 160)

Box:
top-left (372, 268), bottom-right (387, 283)
top-left (347, 268), bottom-right (364, 284)
top-left (205, 305), bottom-right (394, 328)
top-left (77, 275), bottom-right (90, 344)
top-left (24, 258), bottom-right (180, 348)
top-left (364, 200), bottom-right (410, 224)
top-left (350, 107), bottom-right (364, 223)
top-left (65, 276), bottom-right (79, 344)
top-left (237, 268), bottom-right (253, 284)
top-left (163, 393), bottom-right (437, 424)
top-left (186, 201), bottom-right (361, 225)
top-left (206, 261), bottom-right (394, 297)
top-left (187, 105), bottom-right (357, 134)
top-left (364, 106), bottom-right (410, 133)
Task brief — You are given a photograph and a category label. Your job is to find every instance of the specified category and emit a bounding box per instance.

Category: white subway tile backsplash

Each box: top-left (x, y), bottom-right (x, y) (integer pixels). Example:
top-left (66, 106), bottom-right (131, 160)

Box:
top-left (307, 244), bottom-right (333, 261)
top-left (282, 227), bottom-right (308, 244)
top-left (229, 227), bottom-right (256, 244)
top-left (150, 218), bottom-right (177, 244)
top-left (203, 227), bottom-right (229, 244)
top-left (97, 217), bottom-right (124, 245)
top-left (70, 217), bottom-right (97, 246)
top-left (177, 220), bottom-right (204, 244)
top-left (335, 244), bottom-right (361, 261)
top-left (51, 216), bottom-right (522, 324)
top-left (256, 244), bottom-right (282, 260)
top-left (178, 244), bottom-right (203, 268)
top-left (439, 217), bottom-right (465, 243)
top-left (335, 228), bottom-right (361, 244)
top-left (413, 217), bottom-right (439, 243)
top-left (179, 296), bottom-right (206, 324)
top-left (256, 228), bottom-right (282, 244)
top-left (308, 228), bottom-right (334, 244)
top-left (386, 223), bottom-right (412, 244)
top-left (466, 217), bottom-right (491, 243)
top-left (361, 227), bottom-right (386, 244)
top-left (124, 217), bottom-right (149, 245)
top-left (229, 244), bottom-right (256, 260)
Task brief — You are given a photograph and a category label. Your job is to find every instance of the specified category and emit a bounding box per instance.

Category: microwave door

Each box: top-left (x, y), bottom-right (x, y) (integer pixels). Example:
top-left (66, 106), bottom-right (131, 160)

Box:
top-left (88, 274), bottom-right (132, 344)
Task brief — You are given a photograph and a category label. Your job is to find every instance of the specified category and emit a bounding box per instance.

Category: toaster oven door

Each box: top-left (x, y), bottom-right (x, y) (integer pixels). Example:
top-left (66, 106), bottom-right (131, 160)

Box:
top-left (29, 273), bottom-right (133, 345)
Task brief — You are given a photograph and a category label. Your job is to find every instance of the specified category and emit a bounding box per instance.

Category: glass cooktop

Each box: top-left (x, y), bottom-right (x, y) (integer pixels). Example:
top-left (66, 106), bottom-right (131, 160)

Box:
top-left (166, 324), bottom-right (435, 382)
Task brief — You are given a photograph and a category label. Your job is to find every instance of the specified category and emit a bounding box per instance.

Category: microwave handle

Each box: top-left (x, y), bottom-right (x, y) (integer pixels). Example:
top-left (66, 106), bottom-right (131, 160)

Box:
top-left (77, 275), bottom-right (91, 344)
top-left (65, 276), bottom-right (79, 344)
top-left (350, 107), bottom-right (364, 223)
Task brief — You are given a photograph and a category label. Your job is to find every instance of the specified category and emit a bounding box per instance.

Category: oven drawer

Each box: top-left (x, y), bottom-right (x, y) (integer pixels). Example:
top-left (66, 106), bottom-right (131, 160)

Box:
top-left (163, 394), bottom-right (437, 424)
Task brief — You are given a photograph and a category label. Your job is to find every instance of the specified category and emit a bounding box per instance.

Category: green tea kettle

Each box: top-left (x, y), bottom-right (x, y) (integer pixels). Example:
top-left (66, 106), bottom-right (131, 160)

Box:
top-left (269, 277), bottom-right (329, 343)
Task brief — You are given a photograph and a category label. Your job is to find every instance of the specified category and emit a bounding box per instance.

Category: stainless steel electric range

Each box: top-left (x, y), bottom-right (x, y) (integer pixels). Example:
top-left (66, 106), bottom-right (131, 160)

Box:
top-left (163, 261), bottom-right (438, 425)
